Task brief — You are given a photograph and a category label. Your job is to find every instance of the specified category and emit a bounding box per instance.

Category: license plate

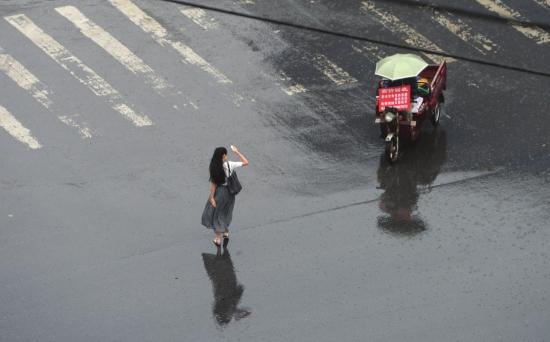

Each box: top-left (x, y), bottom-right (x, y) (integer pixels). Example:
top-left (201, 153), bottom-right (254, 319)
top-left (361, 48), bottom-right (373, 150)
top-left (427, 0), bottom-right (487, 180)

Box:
top-left (375, 118), bottom-right (381, 123)
top-left (410, 121), bottom-right (416, 127)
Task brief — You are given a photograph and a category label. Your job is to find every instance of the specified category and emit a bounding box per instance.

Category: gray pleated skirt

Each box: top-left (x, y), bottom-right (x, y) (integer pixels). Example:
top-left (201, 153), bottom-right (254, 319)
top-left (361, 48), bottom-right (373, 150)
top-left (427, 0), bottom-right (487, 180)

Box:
top-left (201, 185), bottom-right (236, 233)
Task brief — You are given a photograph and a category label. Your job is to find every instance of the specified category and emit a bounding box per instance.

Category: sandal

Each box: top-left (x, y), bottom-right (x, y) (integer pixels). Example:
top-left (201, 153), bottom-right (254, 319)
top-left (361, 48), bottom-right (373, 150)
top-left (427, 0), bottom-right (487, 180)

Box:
top-left (223, 232), bottom-right (229, 247)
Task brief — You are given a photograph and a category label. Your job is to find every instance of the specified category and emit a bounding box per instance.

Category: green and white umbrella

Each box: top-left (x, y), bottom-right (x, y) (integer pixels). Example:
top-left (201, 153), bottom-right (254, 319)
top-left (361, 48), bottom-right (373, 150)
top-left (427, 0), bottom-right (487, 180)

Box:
top-left (375, 53), bottom-right (428, 81)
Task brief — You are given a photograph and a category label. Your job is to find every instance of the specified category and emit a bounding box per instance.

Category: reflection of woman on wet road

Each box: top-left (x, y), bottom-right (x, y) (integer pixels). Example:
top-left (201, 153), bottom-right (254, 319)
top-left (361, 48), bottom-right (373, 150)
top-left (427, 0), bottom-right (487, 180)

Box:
top-left (202, 146), bottom-right (249, 247)
top-left (202, 250), bottom-right (251, 326)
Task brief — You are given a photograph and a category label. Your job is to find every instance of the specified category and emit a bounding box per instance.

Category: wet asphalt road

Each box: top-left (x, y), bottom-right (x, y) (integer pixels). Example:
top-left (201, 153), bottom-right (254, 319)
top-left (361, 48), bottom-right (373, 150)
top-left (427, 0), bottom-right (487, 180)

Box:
top-left (1, 0), bottom-right (550, 341)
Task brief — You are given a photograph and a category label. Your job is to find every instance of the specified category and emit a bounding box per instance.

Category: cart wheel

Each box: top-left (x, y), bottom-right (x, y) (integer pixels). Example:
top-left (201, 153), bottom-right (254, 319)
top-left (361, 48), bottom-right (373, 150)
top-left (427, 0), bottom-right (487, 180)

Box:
top-left (379, 124), bottom-right (388, 138)
top-left (385, 136), bottom-right (399, 163)
top-left (430, 103), bottom-right (441, 127)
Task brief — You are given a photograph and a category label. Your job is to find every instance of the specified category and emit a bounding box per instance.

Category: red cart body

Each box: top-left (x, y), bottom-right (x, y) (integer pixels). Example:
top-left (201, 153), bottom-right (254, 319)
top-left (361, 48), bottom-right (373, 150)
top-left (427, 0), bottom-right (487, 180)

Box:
top-left (375, 61), bottom-right (447, 142)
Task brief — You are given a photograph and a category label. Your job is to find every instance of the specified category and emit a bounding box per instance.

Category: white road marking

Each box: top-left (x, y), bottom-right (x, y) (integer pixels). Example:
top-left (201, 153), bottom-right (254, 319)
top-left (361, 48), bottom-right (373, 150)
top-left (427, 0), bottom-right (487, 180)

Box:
top-left (180, 7), bottom-right (218, 30)
top-left (0, 52), bottom-right (52, 108)
top-left (475, 0), bottom-right (550, 44)
top-left (279, 72), bottom-right (307, 95)
top-left (311, 54), bottom-right (357, 86)
top-left (432, 10), bottom-right (498, 54)
top-left (109, 0), bottom-right (232, 84)
top-left (0, 104), bottom-right (42, 149)
top-left (361, 0), bottom-right (455, 63)
top-left (180, 9), bottom-right (304, 97)
top-left (283, 84), bottom-right (307, 96)
top-left (56, 6), bottom-right (169, 94)
top-left (351, 43), bottom-right (387, 60)
top-left (58, 114), bottom-right (92, 139)
top-left (6, 14), bottom-right (152, 127)
top-left (0, 50), bottom-right (93, 139)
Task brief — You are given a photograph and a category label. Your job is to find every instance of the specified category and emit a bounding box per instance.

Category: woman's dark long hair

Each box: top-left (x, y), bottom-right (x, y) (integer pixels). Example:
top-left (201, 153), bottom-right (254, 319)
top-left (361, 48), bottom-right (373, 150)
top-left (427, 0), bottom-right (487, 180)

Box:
top-left (209, 147), bottom-right (227, 185)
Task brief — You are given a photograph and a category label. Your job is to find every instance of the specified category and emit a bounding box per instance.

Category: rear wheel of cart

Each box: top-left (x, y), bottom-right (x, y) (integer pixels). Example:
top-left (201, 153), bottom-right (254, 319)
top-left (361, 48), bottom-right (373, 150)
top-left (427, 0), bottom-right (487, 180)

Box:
top-left (430, 103), bottom-right (441, 127)
top-left (431, 94), bottom-right (444, 127)
top-left (385, 136), bottom-right (399, 163)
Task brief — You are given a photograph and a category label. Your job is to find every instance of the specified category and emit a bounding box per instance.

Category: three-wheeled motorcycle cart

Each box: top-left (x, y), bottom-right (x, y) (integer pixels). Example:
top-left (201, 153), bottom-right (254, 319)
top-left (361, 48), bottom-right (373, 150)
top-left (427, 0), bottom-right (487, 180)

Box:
top-left (374, 54), bottom-right (447, 162)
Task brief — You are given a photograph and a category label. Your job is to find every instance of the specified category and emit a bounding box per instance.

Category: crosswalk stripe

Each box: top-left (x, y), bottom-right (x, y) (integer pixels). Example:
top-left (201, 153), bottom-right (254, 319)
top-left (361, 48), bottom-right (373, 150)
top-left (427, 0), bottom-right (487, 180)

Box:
top-left (361, 0), bottom-right (455, 63)
top-left (109, 0), bottom-right (232, 84)
top-left (179, 9), bottom-right (307, 96)
top-left (0, 104), bottom-right (42, 149)
top-left (351, 44), bottom-right (387, 60)
top-left (181, 7), bottom-right (218, 30)
top-left (0, 50), bottom-right (92, 138)
top-left (282, 84), bottom-right (307, 95)
top-left (56, 5), bottom-right (169, 94)
top-left (5, 14), bottom-right (153, 127)
top-left (432, 10), bottom-right (498, 54)
top-left (0, 52), bottom-right (52, 109)
top-left (475, 0), bottom-right (550, 44)
top-left (57, 114), bottom-right (92, 138)
top-left (311, 54), bottom-right (357, 86)
top-left (278, 72), bottom-right (307, 95)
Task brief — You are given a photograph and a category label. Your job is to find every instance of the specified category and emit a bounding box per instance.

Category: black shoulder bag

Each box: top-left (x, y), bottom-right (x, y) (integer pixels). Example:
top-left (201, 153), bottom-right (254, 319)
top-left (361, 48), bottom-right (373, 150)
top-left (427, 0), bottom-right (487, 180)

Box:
top-left (226, 162), bottom-right (243, 195)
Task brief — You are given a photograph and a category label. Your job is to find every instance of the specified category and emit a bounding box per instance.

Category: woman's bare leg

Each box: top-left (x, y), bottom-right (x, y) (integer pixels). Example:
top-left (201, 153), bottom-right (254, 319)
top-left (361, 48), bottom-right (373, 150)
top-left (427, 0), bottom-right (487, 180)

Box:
top-left (213, 232), bottom-right (222, 246)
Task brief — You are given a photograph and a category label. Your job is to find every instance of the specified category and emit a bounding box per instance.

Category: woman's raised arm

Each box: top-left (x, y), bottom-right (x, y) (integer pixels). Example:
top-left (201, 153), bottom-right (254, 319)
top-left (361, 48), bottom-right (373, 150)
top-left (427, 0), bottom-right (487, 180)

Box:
top-left (232, 146), bottom-right (249, 166)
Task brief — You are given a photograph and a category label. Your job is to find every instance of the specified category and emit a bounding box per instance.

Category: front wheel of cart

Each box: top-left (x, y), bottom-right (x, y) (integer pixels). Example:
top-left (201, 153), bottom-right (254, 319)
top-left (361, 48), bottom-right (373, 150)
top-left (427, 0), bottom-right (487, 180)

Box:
top-left (385, 135), bottom-right (399, 163)
top-left (380, 124), bottom-right (387, 138)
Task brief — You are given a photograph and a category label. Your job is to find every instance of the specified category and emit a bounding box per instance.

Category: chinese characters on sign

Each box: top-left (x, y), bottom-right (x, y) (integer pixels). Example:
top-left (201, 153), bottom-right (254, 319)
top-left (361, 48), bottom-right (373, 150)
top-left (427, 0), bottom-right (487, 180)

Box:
top-left (378, 85), bottom-right (411, 112)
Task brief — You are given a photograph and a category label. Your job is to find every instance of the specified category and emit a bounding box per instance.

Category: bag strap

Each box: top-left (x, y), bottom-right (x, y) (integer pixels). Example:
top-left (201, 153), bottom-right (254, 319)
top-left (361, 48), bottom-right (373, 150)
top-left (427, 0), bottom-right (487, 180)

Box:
top-left (226, 161), bottom-right (231, 177)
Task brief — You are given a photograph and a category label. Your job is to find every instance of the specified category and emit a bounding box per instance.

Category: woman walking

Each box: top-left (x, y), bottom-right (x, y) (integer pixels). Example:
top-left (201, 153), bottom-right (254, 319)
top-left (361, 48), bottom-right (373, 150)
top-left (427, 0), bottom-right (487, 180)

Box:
top-left (202, 145), bottom-right (249, 247)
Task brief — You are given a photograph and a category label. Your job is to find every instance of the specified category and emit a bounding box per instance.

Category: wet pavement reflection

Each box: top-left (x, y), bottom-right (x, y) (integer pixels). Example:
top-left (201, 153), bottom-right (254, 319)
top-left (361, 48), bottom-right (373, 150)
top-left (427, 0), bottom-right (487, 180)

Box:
top-left (202, 249), bottom-right (251, 326)
top-left (377, 129), bottom-right (447, 236)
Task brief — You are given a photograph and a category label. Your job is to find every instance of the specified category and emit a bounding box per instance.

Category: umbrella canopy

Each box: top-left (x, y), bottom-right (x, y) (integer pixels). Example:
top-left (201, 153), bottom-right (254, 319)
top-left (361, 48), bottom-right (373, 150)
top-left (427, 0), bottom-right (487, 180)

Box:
top-left (375, 54), bottom-right (428, 81)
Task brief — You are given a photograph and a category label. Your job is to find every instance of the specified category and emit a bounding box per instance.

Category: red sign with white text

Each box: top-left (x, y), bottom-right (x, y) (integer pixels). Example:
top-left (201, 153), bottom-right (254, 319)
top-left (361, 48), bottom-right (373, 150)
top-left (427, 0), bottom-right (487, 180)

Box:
top-left (377, 85), bottom-right (411, 112)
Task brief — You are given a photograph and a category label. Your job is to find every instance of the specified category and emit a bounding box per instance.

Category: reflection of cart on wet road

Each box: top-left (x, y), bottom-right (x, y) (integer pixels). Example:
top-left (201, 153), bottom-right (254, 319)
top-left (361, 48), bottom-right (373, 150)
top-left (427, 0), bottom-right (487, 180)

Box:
top-left (374, 54), bottom-right (447, 162)
top-left (377, 129), bottom-right (447, 236)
